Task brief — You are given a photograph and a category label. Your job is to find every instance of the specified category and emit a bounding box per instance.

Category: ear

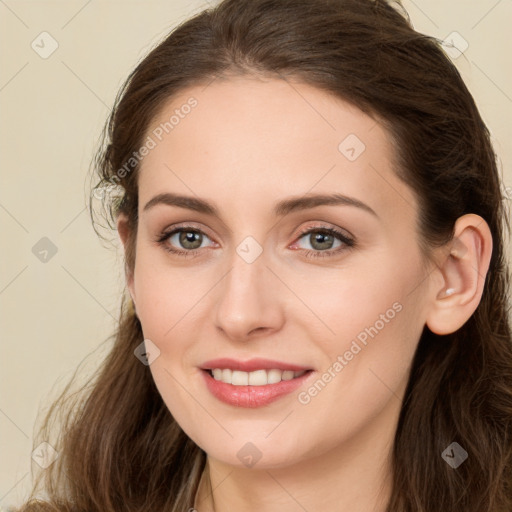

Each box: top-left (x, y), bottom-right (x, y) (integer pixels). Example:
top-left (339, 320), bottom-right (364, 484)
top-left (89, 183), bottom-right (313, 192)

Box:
top-left (117, 213), bottom-right (136, 306)
top-left (425, 214), bottom-right (493, 335)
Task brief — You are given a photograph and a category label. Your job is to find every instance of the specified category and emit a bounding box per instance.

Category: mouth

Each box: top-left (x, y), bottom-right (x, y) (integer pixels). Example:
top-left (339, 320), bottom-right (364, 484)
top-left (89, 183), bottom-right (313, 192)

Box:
top-left (204, 368), bottom-right (312, 386)
top-left (199, 358), bottom-right (315, 408)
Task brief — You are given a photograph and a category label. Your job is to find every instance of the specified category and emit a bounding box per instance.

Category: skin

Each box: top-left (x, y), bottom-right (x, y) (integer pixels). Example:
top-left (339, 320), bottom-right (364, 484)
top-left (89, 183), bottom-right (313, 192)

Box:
top-left (117, 76), bottom-right (492, 512)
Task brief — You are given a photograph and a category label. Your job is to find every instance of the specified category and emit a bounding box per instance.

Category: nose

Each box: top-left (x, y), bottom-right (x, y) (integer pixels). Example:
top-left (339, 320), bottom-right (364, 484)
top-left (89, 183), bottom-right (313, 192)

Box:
top-left (213, 245), bottom-right (285, 342)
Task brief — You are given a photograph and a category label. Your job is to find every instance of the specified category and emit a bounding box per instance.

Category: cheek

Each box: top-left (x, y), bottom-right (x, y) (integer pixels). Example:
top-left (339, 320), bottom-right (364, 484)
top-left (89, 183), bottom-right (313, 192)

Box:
top-left (290, 245), bottom-right (425, 347)
top-left (293, 247), bottom-right (426, 408)
top-left (132, 251), bottom-right (203, 342)
top-left (145, 362), bottom-right (210, 454)
top-left (293, 305), bottom-right (423, 456)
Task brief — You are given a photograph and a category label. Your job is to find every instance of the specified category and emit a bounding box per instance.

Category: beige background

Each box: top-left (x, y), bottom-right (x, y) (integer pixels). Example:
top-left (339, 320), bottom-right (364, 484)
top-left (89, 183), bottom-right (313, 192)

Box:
top-left (1, 0), bottom-right (511, 508)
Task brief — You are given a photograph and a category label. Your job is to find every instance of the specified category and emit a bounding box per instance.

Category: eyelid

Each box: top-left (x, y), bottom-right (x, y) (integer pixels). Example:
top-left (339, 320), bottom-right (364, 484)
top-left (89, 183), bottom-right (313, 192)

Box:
top-left (294, 221), bottom-right (354, 240)
top-left (155, 222), bottom-right (217, 257)
top-left (158, 220), bottom-right (352, 240)
top-left (290, 224), bottom-right (355, 256)
top-left (160, 222), bottom-right (217, 242)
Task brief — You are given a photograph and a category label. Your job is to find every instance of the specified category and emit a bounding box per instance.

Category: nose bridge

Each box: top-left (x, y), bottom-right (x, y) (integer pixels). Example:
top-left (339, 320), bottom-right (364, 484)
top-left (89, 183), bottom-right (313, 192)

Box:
top-left (213, 235), bottom-right (282, 339)
top-left (227, 237), bottom-right (266, 294)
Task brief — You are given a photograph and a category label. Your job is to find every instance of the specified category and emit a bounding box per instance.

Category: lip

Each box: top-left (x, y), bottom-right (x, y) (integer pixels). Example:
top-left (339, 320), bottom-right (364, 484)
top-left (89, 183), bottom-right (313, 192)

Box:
top-left (200, 367), bottom-right (315, 408)
top-left (200, 357), bottom-right (313, 372)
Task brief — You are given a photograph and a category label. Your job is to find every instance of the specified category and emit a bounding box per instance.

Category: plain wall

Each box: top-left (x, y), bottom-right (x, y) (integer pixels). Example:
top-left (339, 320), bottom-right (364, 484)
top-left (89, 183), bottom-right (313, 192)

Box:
top-left (1, 0), bottom-right (511, 509)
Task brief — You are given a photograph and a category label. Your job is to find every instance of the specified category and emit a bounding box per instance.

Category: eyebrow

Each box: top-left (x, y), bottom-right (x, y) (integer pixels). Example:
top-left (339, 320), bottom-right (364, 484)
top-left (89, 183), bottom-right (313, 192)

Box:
top-left (143, 192), bottom-right (378, 218)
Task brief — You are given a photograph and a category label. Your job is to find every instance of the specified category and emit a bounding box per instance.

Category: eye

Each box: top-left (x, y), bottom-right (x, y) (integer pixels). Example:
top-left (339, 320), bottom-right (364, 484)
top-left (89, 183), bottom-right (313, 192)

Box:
top-left (156, 223), bottom-right (355, 259)
top-left (156, 225), bottom-right (216, 258)
top-left (291, 226), bottom-right (355, 259)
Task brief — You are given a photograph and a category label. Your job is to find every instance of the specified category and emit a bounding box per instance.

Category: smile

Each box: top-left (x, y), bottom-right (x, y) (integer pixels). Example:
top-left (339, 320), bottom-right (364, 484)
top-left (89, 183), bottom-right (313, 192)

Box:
top-left (199, 358), bottom-right (315, 408)
top-left (208, 368), bottom-right (308, 386)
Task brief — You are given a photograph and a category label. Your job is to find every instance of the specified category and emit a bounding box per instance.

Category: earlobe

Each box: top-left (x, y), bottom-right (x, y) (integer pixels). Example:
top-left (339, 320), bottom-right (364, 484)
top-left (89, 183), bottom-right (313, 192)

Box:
top-left (425, 214), bottom-right (492, 335)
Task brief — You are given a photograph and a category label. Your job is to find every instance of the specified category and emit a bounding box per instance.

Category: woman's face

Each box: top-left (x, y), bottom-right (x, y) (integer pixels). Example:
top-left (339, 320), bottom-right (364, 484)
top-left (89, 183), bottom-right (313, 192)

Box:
top-left (125, 76), bottom-right (435, 469)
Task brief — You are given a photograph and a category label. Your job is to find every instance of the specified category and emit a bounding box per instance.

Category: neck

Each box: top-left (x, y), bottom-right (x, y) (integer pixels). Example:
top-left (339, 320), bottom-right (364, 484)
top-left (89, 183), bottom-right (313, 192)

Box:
top-left (194, 394), bottom-right (400, 512)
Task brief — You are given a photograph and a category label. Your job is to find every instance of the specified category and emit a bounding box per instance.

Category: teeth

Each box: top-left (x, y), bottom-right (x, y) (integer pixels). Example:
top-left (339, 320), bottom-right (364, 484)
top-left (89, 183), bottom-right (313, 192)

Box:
top-left (232, 370), bottom-right (248, 385)
top-left (267, 369), bottom-right (282, 384)
top-left (282, 370), bottom-right (295, 381)
top-left (221, 369), bottom-right (231, 383)
top-left (210, 368), bottom-right (307, 386)
top-left (248, 369), bottom-right (267, 385)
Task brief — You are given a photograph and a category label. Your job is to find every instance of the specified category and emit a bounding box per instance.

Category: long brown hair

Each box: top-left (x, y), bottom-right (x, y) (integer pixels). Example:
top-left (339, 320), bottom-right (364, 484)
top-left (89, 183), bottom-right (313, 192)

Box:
top-left (14, 0), bottom-right (512, 511)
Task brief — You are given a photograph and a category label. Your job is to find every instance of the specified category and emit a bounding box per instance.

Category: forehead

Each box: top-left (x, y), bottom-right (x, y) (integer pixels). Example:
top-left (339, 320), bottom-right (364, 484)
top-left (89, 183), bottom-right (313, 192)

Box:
top-left (137, 77), bottom-right (417, 224)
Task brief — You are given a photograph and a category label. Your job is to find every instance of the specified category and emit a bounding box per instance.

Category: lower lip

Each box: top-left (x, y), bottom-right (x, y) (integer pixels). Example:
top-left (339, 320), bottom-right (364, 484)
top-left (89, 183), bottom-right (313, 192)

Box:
top-left (201, 369), bottom-right (314, 408)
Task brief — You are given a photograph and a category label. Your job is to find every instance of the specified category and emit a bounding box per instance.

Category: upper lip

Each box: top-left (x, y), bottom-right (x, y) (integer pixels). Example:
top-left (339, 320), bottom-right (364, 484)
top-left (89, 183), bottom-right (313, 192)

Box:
top-left (201, 358), bottom-right (313, 372)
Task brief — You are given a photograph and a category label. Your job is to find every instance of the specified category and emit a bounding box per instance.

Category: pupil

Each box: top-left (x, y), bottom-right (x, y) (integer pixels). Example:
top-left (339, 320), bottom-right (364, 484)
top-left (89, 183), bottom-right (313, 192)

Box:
top-left (312, 232), bottom-right (332, 250)
top-left (181, 231), bottom-right (201, 249)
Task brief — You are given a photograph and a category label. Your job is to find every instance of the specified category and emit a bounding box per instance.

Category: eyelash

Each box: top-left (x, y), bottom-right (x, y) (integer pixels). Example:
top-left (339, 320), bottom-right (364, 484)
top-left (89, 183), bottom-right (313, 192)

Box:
top-left (155, 224), bottom-right (355, 259)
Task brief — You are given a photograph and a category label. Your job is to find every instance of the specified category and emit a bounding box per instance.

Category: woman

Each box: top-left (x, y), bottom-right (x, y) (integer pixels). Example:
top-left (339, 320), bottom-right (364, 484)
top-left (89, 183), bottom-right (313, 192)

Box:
top-left (15, 0), bottom-right (512, 511)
